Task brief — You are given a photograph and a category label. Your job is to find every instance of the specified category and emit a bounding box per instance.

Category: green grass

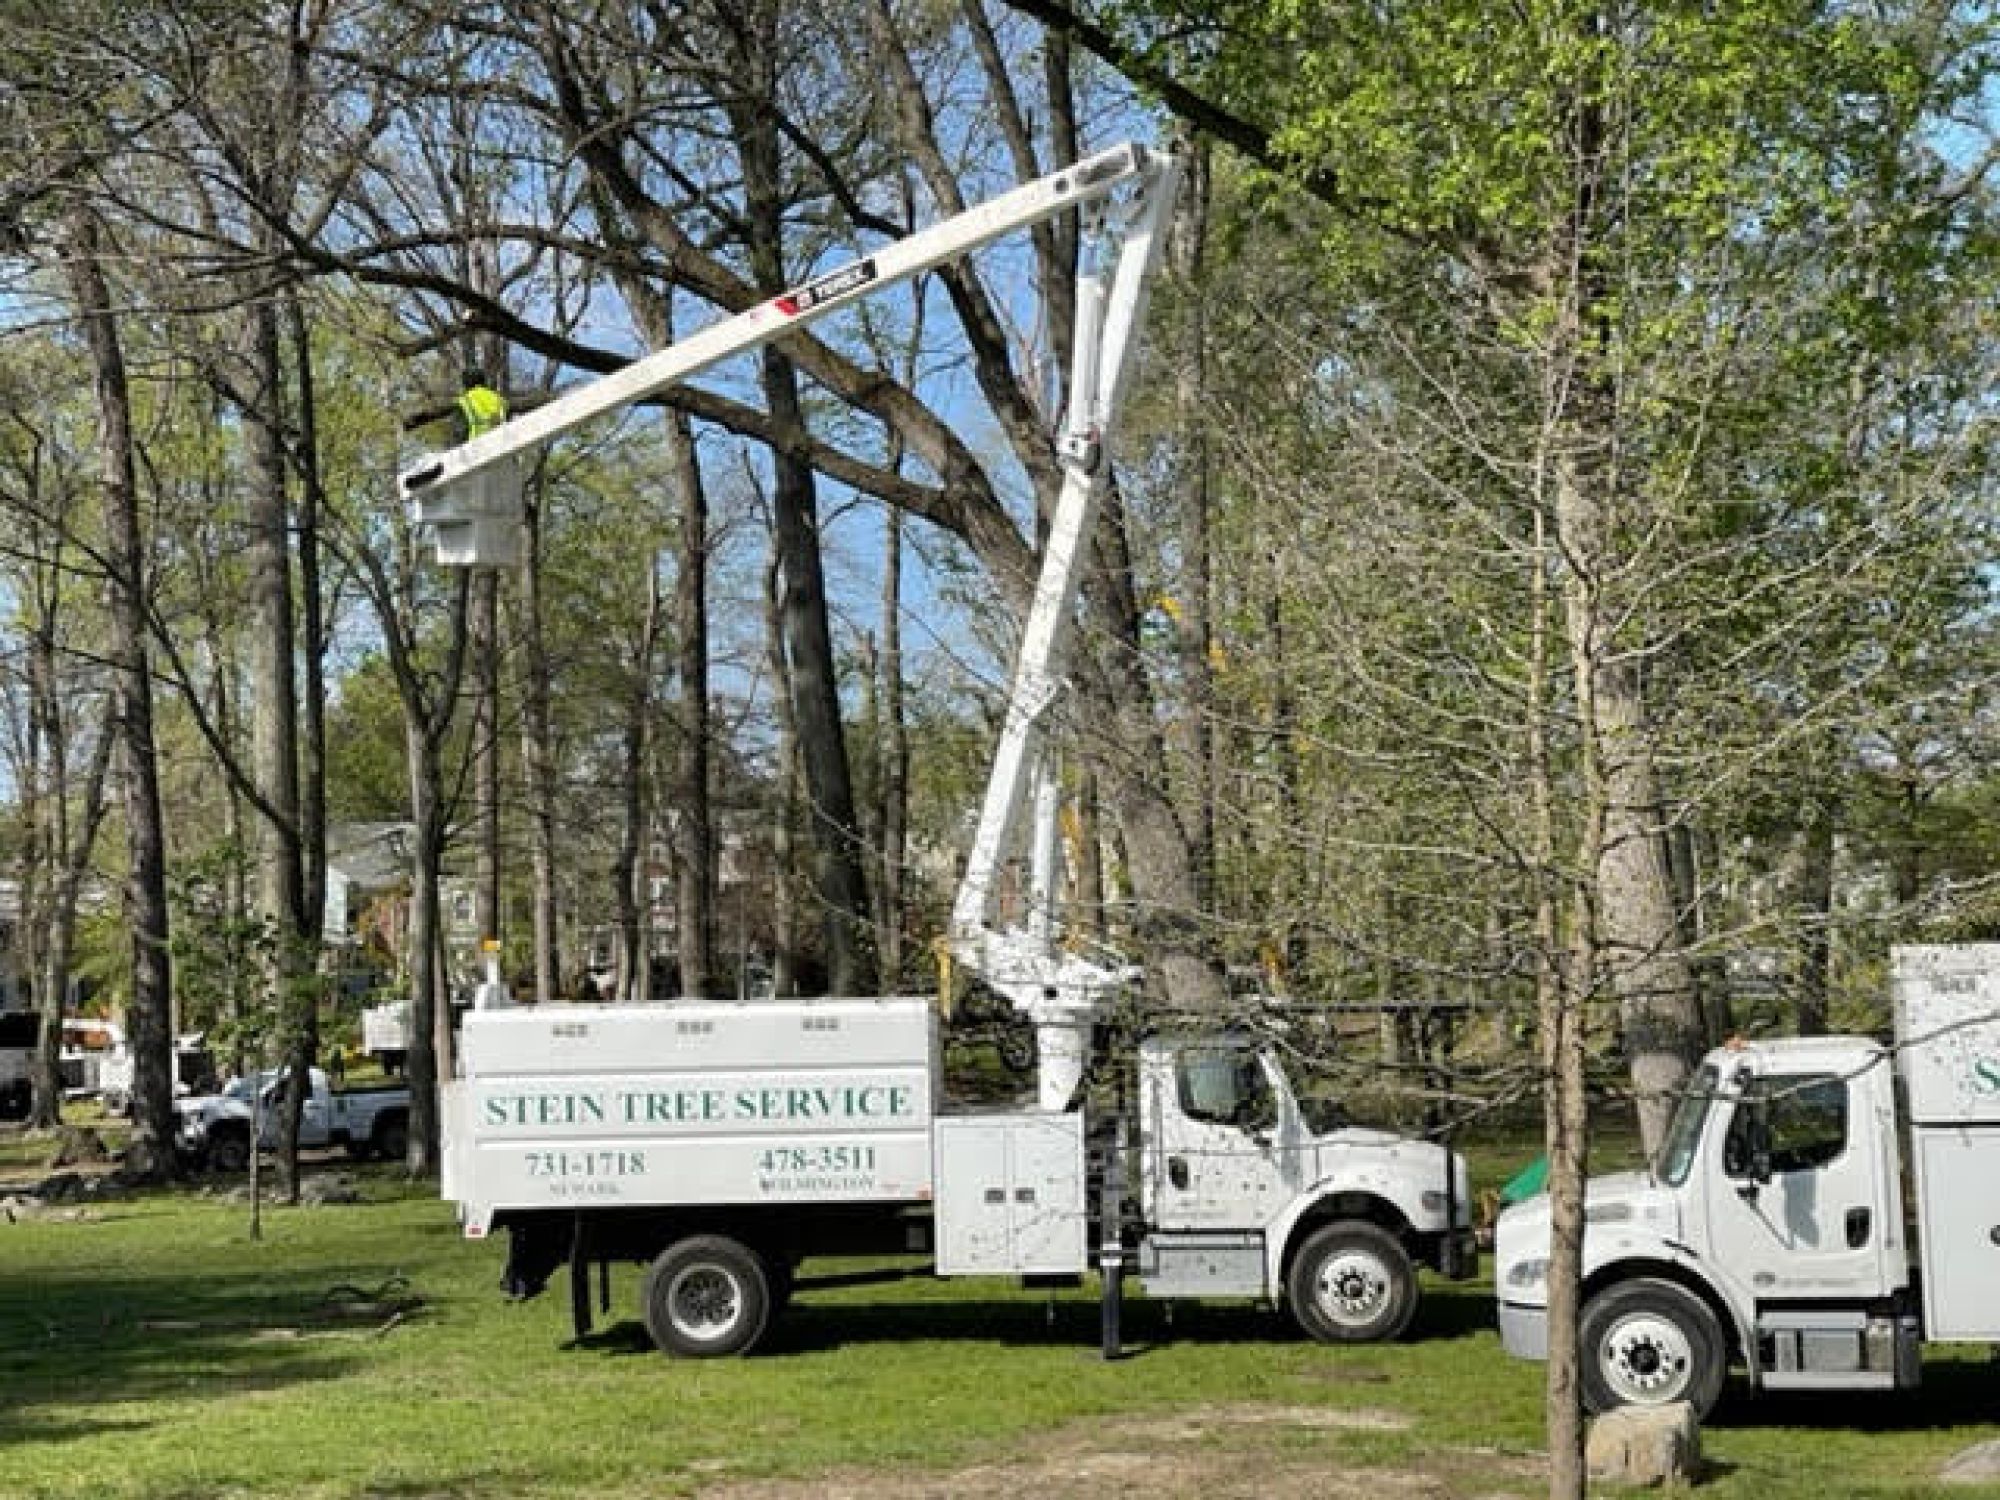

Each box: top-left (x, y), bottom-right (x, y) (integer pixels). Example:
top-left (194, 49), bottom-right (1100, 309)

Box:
top-left (0, 1171), bottom-right (1993, 1499)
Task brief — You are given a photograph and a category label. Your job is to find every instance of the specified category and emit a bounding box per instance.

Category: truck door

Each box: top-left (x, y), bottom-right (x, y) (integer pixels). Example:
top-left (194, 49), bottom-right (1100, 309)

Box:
top-left (300, 1079), bottom-right (330, 1146)
top-left (1144, 1043), bottom-right (1294, 1231)
top-left (1703, 1067), bottom-right (1897, 1300)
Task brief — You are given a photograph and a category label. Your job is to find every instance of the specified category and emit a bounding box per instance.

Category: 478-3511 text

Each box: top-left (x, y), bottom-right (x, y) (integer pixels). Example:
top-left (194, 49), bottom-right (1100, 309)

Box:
top-left (756, 1144), bottom-right (876, 1175)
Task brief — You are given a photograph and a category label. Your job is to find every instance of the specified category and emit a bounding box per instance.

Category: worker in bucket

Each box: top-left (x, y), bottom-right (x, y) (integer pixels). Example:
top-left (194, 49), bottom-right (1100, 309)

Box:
top-left (456, 368), bottom-right (507, 441)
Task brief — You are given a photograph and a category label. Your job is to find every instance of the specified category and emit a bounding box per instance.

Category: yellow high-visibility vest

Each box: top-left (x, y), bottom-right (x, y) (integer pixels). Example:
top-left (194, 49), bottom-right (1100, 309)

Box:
top-left (456, 384), bottom-right (508, 440)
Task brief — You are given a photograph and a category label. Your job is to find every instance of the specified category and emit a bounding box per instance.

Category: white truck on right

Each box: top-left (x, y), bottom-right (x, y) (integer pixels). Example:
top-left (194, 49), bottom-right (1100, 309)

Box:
top-left (1496, 942), bottom-right (2000, 1415)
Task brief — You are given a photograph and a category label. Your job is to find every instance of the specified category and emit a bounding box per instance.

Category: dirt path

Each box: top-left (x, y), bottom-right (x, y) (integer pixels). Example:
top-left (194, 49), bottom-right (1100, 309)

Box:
top-left (698, 1402), bottom-right (1545, 1500)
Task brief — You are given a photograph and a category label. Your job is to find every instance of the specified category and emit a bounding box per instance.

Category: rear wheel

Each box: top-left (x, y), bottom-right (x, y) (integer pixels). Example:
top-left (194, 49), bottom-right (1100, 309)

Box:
top-left (371, 1113), bottom-right (408, 1163)
top-left (642, 1236), bottom-right (772, 1357)
top-left (208, 1128), bottom-right (251, 1175)
top-left (1286, 1221), bottom-right (1419, 1343)
top-left (1579, 1278), bottom-right (1727, 1418)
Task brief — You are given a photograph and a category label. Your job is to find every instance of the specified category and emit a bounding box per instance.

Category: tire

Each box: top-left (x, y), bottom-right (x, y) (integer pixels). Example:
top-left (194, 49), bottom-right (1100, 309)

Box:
top-left (372, 1113), bottom-right (408, 1164)
top-left (208, 1129), bottom-right (251, 1175)
top-left (1286, 1220), bottom-right (1419, 1344)
top-left (1579, 1278), bottom-right (1728, 1419)
top-left (642, 1236), bottom-right (773, 1358)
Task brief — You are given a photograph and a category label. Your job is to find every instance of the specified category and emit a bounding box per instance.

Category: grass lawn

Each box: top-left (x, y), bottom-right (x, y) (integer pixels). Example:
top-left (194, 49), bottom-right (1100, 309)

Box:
top-left (0, 1163), bottom-right (1994, 1499)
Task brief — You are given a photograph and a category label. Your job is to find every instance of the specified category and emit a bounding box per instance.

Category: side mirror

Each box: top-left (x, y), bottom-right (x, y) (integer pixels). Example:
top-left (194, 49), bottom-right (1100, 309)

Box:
top-left (1234, 1065), bottom-right (1279, 1138)
top-left (1741, 1105), bottom-right (1774, 1186)
top-left (1236, 1092), bottom-right (1277, 1135)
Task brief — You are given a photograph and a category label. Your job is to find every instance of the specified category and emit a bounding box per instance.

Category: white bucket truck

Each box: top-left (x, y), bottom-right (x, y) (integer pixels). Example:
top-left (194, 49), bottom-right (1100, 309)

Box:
top-left (446, 997), bottom-right (1470, 1356)
top-left (1496, 943), bottom-right (2000, 1415)
top-left (410, 141), bottom-right (1473, 1358)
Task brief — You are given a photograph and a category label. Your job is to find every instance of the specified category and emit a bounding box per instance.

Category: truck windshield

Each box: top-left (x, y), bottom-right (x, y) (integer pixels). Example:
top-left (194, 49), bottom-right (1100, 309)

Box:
top-left (1655, 1063), bottom-right (1718, 1185)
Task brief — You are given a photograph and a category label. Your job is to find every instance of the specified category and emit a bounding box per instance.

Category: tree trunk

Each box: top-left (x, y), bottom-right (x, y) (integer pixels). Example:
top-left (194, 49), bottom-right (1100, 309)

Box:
top-left (1582, 637), bottom-right (1702, 1152)
top-left (758, 356), bottom-right (873, 996)
top-left (512, 480), bottom-right (563, 1007)
top-left (764, 540), bottom-right (800, 998)
top-left (614, 565), bottom-right (662, 1004)
top-left (1543, 85), bottom-right (1702, 1159)
top-left (21, 610), bottom-right (56, 1129)
top-left (1167, 136), bottom-right (1217, 920)
top-left (238, 292), bottom-right (314, 1201)
top-left (665, 405), bottom-right (718, 998)
top-left (1530, 470), bottom-right (1589, 1500)
top-left (875, 505), bottom-right (909, 987)
top-left (288, 293), bottom-right (329, 983)
top-left (64, 206), bottom-right (176, 1180)
top-left (32, 692), bottom-right (113, 1132)
top-left (472, 569), bottom-right (501, 968)
top-left (1080, 489), bottom-right (1225, 1008)
top-left (404, 722), bottom-right (447, 1171)
top-left (728, 7), bottom-right (873, 994)
top-left (1795, 793), bottom-right (1837, 1035)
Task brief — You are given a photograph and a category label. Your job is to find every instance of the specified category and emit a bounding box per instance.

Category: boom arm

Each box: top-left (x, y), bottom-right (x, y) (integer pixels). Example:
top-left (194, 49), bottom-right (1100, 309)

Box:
top-left (400, 143), bottom-right (1181, 1107)
top-left (402, 143), bottom-right (1160, 509)
top-left (946, 156), bottom-right (1180, 1106)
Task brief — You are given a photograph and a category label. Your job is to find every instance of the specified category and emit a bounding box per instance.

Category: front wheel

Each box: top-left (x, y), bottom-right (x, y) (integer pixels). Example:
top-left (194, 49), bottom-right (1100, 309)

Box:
top-left (1286, 1221), bottom-right (1419, 1343)
top-left (371, 1113), bottom-right (408, 1163)
top-left (207, 1129), bottom-right (251, 1175)
top-left (642, 1236), bottom-right (773, 1357)
top-left (1579, 1278), bottom-right (1727, 1419)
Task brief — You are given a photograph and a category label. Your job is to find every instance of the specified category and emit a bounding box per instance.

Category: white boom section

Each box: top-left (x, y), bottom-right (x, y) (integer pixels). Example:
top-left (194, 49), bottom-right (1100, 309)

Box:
top-left (401, 142), bottom-right (1181, 1110)
top-left (400, 142), bottom-right (1161, 506)
top-left (947, 154), bottom-right (1181, 1108)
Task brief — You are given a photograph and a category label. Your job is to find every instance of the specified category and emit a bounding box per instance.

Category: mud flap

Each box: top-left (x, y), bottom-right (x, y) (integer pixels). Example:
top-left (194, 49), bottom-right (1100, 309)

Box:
top-left (501, 1214), bottom-right (572, 1301)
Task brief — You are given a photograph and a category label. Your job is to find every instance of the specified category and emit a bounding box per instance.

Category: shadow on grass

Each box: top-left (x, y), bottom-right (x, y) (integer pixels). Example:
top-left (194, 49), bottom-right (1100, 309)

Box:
top-left (1710, 1348), bottom-right (2000, 1433)
top-left (562, 1270), bottom-right (1496, 1363)
top-left (0, 1262), bottom-right (391, 1448)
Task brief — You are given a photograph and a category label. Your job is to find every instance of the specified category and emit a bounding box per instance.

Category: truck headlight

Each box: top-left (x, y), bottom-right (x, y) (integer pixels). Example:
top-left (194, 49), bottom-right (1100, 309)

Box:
top-left (1505, 1257), bottom-right (1548, 1289)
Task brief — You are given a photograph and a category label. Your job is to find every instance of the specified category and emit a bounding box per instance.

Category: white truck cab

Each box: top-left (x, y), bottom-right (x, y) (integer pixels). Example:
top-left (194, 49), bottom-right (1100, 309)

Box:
top-left (1496, 943), bottom-right (2000, 1415)
top-left (1135, 1036), bottom-right (1468, 1342)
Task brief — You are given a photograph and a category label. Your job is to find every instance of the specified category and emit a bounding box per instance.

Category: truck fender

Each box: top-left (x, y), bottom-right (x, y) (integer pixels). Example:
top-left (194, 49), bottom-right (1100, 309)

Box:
top-left (1580, 1237), bottom-right (1752, 1362)
top-left (1265, 1177), bottom-right (1425, 1295)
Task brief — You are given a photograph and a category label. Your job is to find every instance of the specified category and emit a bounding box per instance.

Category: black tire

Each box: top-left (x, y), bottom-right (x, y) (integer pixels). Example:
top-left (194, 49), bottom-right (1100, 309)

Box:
top-left (208, 1128), bottom-right (251, 1175)
top-left (1579, 1278), bottom-right (1728, 1419)
top-left (641, 1236), bottom-right (772, 1358)
top-left (372, 1113), bottom-right (408, 1163)
top-left (1286, 1220), bottom-right (1419, 1344)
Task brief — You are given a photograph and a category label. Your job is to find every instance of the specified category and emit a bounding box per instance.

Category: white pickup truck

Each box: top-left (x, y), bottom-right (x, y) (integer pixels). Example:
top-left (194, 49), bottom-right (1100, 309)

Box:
top-left (177, 1067), bottom-right (410, 1172)
top-left (1496, 943), bottom-right (2000, 1416)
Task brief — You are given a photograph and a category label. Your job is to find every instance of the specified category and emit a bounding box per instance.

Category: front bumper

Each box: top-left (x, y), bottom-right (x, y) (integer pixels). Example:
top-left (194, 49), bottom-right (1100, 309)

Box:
top-left (1498, 1299), bottom-right (1548, 1361)
top-left (1436, 1228), bottom-right (1481, 1280)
